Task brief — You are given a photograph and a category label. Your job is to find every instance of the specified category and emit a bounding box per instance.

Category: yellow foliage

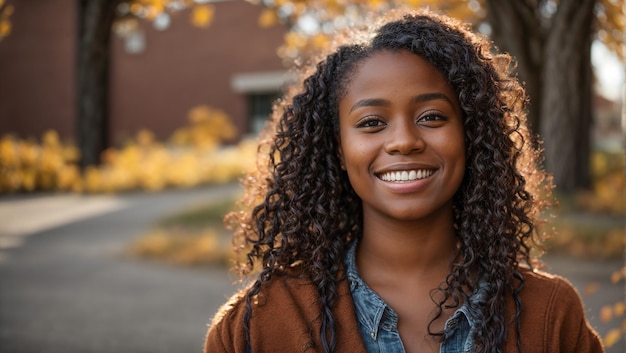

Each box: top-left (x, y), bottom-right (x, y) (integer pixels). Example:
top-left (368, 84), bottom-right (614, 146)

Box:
top-left (57, 165), bottom-right (80, 191)
top-left (0, 131), bottom-right (82, 192)
top-left (611, 267), bottom-right (626, 284)
top-left (311, 33), bottom-right (329, 49)
top-left (170, 105), bottom-right (237, 150)
top-left (191, 4), bottom-right (214, 28)
top-left (583, 282), bottom-right (600, 297)
top-left (129, 2), bottom-right (144, 16)
top-left (266, 0), bottom-right (484, 62)
top-left (0, 2), bottom-right (13, 40)
top-left (0, 136), bottom-right (19, 167)
top-left (577, 152), bottom-right (625, 215)
top-left (42, 130), bottom-right (60, 148)
top-left (403, 0), bottom-right (423, 7)
top-left (0, 19), bottom-right (11, 39)
top-left (19, 141), bottom-right (38, 167)
top-left (136, 129), bottom-right (155, 146)
top-left (284, 32), bottom-right (308, 50)
top-left (597, 0), bottom-right (625, 61)
top-left (614, 301), bottom-right (625, 317)
top-left (83, 166), bottom-right (104, 193)
top-left (258, 8), bottom-right (278, 28)
top-left (166, 153), bottom-right (201, 187)
top-left (0, 106), bottom-right (255, 194)
top-left (601, 305), bottom-right (614, 323)
top-left (116, 0), bottom-right (215, 33)
top-left (604, 328), bottom-right (623, 348)
top-left (129, 229), bottom-right (231, 266)
top-left (367, 0), bottom-right (386, 8)
top-left (20, 168), bottom-right (37, 191)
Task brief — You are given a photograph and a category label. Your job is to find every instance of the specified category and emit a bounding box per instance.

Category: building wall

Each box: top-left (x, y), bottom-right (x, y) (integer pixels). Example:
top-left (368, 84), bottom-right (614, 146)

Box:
top-left (0, 0), bottom-right (287, 144)
top-left (0, 0), bottom-right (76, 140)
top-left (109, 1), bottom-right (288, 142)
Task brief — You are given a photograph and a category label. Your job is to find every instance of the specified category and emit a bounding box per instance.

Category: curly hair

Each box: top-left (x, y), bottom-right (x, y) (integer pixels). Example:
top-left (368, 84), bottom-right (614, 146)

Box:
top-left (226, 9), bottom-right (553, 353)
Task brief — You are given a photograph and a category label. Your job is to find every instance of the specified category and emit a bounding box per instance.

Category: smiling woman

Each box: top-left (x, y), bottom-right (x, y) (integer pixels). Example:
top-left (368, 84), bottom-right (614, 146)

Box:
top-left (337, 51), bottom-right (465, 225)
top-left (204, 9), bottom-right (605, 353)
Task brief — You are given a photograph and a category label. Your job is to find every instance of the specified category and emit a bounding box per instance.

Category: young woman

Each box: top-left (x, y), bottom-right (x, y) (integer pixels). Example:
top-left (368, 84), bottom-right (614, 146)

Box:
top-left (205, 9), bottom-right (604, 353)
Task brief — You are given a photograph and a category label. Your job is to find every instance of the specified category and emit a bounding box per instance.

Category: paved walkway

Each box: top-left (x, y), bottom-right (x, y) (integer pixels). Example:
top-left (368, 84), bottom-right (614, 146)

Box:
top-left (0, 185), bottom-right (244, 353)
top-left (0, 194), bottom-right (126, 259)
top-left (0, 186), bottom-right (623, 352)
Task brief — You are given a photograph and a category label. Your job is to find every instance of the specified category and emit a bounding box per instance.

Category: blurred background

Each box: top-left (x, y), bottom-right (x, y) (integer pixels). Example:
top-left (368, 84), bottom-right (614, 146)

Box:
top-left (0, 0), bottom-right (624, 352)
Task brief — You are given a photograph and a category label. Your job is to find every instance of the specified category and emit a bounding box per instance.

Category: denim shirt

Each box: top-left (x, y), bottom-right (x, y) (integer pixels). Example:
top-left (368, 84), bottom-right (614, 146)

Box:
top-left (345, 242), bottom-right (483, 353)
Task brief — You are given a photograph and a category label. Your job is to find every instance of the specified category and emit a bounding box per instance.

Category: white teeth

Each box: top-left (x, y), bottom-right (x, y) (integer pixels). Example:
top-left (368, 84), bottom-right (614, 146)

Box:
top-left (379, 169), bottom-right (434, 182)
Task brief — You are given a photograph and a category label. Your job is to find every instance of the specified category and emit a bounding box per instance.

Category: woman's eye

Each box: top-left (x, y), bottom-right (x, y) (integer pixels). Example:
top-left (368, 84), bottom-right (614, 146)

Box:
top-left (418, 113), bottom-right (447, 125)
top-left (356, 117), bottom-right (385, 128)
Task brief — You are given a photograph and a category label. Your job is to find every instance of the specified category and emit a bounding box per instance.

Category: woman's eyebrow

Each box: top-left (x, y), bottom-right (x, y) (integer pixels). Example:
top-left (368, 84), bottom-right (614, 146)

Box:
top-left (412, 92), bottom-right (454, 105)
top-left (349, 93), bottom-right (454, 113)
top-left (349, 98), bottom-right (390, 112)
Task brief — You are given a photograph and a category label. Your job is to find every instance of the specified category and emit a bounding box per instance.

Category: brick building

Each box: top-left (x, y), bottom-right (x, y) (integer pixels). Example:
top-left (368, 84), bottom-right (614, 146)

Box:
top-left (0, 0), bottom-right (289, 143)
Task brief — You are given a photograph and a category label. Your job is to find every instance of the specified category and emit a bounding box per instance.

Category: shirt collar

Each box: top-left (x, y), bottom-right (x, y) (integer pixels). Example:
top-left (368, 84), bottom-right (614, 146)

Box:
top-left (344, 240), bottom-right (481, 342)
top-left (344, 241), bottom-right (392, 340)
top-left (344, 240), bottom-right (361, 289)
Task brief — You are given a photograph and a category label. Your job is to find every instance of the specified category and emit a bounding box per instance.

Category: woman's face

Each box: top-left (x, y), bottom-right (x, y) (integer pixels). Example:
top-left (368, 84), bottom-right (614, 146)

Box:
top-left (337, 50), bottom-right (465, 223)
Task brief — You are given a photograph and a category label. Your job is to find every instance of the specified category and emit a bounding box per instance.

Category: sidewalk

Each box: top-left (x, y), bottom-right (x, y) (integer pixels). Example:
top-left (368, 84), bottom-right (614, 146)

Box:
top-left (0, 185), bottom-right (243, 353)
top-left (0, 193), bottom-right (127, 260)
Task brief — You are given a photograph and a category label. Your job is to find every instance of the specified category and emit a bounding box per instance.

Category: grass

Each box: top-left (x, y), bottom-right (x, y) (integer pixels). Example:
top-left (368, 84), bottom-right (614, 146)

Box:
top-left (128, 197), bottom-right (238, 267)
top-left (543, 216), bottom-right (624, 259)
top-left (157, 198), bottom-right (236, 229)
top-left (542, 187), bottom-right (625, 260)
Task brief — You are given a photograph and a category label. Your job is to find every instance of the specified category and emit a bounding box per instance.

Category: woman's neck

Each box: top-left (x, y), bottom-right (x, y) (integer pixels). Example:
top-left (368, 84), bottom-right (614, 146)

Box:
top-left (357, 207), bottom-right (458, 280)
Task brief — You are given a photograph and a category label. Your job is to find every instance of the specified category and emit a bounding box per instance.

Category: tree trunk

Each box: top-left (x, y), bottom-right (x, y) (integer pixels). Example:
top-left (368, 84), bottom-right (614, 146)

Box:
top-left (486, 0), bottom-right (595, 192)
top-left (540, 0), bottom-right (595, 191)
top-left (485, 0), bottom-right (545, 135)
top-left (76, 0), bottom-right (120, 168)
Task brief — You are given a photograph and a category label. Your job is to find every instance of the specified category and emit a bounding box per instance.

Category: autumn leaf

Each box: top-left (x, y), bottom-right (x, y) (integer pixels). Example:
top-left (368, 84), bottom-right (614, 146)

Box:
top-left (611, 267), bottom-right (626, 284)
top-left (583, 281), bottom-right (599, 297)
top-left (0, 19), bottom-right (10, 39)
top-left (191, 4), bottom-right (214, 28)
top-left (604, 328), bottom-right (623, 348)
top-left (258, 8), bottom-right (278, 28)
top-left (614, 301), bottom-right (626, 317)
top-left (601, 305), bottom-right (614, 323)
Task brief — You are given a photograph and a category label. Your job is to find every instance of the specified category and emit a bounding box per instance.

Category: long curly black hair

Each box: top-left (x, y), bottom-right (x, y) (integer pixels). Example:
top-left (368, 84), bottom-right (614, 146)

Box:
top-left (226, 9), bottom-right (553, 353)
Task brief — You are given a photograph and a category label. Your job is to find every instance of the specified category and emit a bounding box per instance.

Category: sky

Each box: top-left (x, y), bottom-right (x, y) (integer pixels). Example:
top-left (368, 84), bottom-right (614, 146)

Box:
top-left (592, 41), bottom-right (625, 102)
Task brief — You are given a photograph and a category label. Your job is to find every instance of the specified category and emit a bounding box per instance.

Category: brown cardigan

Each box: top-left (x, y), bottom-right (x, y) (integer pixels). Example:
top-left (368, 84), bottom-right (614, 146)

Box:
top-left (205, 268), bottom-right (604, 352)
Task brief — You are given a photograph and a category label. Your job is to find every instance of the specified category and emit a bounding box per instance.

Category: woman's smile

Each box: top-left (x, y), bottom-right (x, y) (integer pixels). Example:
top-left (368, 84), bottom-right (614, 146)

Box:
top-left (377, 169), bottom-right (436, 182)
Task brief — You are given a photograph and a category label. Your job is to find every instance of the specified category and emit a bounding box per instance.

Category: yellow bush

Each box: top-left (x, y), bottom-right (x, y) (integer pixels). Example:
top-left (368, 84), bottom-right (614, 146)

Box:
top-left (129, 229), bottom-right (232, 266)
top-left (170, 105), bottom-right (237, 150)
top-left (0, 132), bottom-right (78, 193)
top-left (0, 105), bottom-right (254, 194)
top-left (576, 150), bottom-right (625, 215)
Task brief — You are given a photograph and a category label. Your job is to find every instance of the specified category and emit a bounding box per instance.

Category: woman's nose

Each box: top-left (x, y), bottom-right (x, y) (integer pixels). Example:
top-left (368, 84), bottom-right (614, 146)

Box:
top-left (383, 121), bottom-right (425, 155)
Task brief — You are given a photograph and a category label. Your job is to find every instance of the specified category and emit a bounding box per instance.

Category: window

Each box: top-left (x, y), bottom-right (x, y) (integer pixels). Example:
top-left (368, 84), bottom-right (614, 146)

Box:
top-left (231, 71), bottom-right (295, 135)
top-left (248, 92), bottom-right (279, 134)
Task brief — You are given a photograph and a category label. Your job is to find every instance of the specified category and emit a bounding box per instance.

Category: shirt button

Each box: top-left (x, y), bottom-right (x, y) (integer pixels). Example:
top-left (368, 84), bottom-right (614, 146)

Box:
top-left (370, 332), bottom-right (375, 338)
